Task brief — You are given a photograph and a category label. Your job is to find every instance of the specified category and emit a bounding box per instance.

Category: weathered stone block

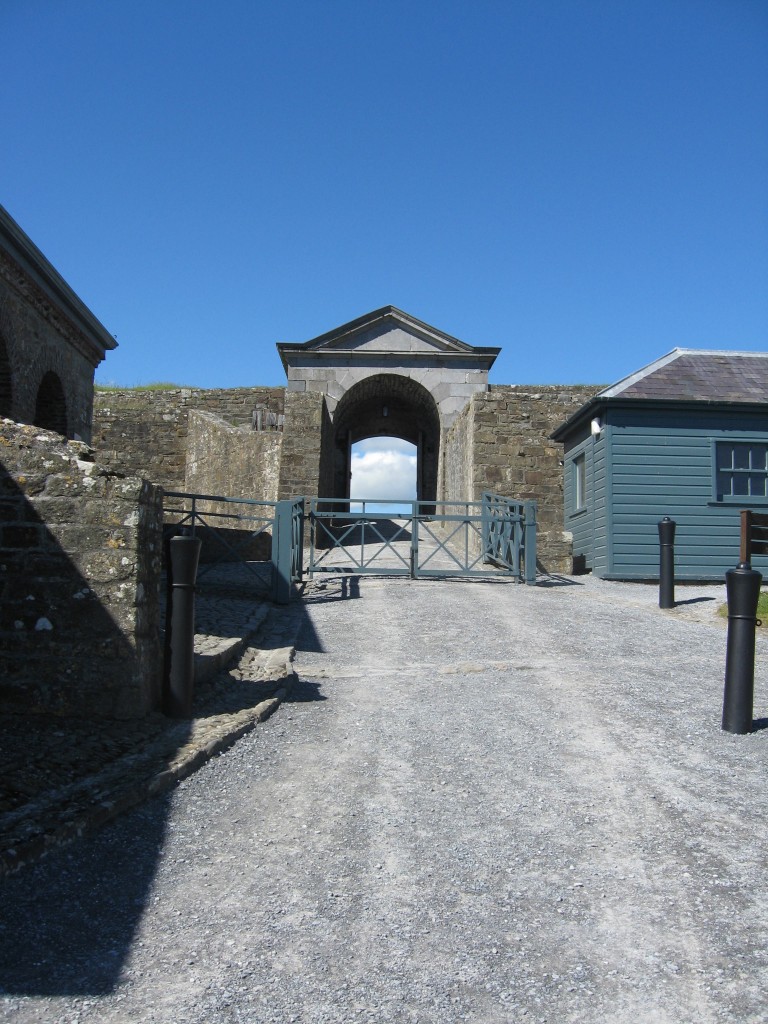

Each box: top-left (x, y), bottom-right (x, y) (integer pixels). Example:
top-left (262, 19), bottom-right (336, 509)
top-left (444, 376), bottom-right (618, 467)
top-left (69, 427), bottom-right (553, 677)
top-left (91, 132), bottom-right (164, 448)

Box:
top-left (0, 420), bottom-right (162, 718)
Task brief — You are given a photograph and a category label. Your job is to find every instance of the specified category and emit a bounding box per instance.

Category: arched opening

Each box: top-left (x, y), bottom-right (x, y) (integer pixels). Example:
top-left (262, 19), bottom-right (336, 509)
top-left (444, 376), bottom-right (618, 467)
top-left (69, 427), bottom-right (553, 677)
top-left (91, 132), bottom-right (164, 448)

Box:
top-left (330, 374), bottom-right (440, 505)
top-left (34, 371), bottom-right (68, 436)
top-left (0, 334), bottom-right (12, 419)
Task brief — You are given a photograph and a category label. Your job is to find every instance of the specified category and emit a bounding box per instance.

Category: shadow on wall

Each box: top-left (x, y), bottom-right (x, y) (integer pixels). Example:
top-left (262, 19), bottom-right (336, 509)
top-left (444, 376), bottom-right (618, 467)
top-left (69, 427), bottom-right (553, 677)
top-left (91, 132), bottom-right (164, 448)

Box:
top-left (0, 427), bottom-right (326, 996)
top-left (0, 434), bottom-right (161, 718)
top-left (0, 426), bottom-right (177, 995)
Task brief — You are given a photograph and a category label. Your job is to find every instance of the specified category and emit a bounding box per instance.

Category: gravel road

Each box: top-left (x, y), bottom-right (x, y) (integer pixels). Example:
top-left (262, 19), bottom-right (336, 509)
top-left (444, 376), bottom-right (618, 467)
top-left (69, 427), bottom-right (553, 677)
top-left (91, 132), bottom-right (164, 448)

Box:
top-left (1, 574), bottom-right (766, 1023)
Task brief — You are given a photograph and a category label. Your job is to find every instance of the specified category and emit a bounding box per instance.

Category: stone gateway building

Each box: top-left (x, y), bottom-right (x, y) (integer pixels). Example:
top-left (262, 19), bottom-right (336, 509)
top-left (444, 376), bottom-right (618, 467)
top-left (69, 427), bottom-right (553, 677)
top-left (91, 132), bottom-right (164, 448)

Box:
top-left (93, 307), bottom-right (600, 574)
top-left (1, 204), bottom-right (601, 722)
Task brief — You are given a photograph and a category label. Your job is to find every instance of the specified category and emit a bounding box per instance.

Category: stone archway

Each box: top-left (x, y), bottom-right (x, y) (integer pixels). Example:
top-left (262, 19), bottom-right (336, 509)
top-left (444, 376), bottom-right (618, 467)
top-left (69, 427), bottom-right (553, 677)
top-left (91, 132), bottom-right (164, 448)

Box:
top-left (276, 307), bottom-right (500, 502)
top-left (34, 370), bottom-right (68, 436)
top-left (0, 333), bottom-right (12, 418)
top-left (330, 374), bottom-right (441, 502)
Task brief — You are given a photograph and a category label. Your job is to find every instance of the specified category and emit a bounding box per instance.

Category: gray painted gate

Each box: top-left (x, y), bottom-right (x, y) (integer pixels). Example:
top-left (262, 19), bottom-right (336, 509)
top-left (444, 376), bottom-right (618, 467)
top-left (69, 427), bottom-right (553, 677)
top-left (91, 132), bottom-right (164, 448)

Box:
top-left (302, 494), bottom-right (536, 584)
top-left (164, 492), bottom-right (536, 607)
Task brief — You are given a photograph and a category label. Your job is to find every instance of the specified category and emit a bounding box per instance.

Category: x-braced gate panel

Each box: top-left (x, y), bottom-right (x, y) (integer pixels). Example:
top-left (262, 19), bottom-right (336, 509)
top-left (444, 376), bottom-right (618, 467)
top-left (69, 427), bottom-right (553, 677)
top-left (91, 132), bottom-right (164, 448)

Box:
top-left (304, 495), bottom-right (536, 583)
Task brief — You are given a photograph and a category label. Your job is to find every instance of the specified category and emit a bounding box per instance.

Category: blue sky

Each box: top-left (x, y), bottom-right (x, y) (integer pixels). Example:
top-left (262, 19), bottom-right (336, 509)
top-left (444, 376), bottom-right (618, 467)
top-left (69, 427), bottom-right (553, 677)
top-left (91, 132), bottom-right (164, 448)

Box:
top-left (2, 0), bottom-right (766, 394)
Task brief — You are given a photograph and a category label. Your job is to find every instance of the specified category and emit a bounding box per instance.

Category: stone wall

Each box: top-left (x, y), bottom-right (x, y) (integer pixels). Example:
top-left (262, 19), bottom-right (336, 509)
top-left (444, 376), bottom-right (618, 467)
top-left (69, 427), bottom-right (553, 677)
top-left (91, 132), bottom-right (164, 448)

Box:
top-left (0, 260), bottom-right (96, 441)
top-left (185, 410), bottom-right (282, 502)
top-left (93, 386), bottom-right (285, 493)
top-left (469, 385), bottom-right (601, 573)
top-left (0, 420), bottom-right (163, 718)
top-left (91, 382), bottom-right (602, 573)
top-left (439, 398), bottom-right (474, 503)
top-left (277, 390), bottom-right (329, 500)
top-left (181, 410), bottom-right (283, 562)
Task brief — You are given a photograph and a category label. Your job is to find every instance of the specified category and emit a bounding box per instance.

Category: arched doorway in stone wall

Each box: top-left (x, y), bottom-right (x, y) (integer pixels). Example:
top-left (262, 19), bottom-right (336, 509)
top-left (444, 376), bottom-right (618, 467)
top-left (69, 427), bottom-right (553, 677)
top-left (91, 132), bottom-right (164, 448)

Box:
top-left (0, 333), bottom-right (12, 419)
top-left (330, 374), bottom-right (441, 504)
top-left (34, 371), bottom-right (68, 436)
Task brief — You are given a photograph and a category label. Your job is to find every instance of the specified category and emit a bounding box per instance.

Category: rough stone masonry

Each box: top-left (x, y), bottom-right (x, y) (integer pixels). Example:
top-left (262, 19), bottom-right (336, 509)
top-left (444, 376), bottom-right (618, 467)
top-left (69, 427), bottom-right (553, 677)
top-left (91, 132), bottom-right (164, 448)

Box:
top-left (92, 382), bottom-right (600, 574)
top-left (0, 419), bottom-right (163, 719)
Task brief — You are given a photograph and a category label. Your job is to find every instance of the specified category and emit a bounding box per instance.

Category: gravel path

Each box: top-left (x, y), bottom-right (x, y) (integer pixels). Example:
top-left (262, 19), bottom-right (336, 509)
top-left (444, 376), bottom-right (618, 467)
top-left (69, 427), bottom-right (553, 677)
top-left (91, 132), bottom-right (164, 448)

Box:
top-left (1, 574), bottom-right (767, 1023)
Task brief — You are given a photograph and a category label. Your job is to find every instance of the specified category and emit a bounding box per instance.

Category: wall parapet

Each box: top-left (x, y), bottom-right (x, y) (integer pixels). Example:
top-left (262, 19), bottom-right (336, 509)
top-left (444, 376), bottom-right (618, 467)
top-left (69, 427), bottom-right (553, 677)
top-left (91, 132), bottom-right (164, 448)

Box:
top-left (93, 386), bottom-right (286, 493)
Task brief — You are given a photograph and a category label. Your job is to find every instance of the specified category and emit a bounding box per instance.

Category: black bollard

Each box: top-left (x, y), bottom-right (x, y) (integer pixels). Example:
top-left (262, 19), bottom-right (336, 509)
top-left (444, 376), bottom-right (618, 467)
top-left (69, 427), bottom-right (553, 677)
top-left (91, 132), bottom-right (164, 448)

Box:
top-left (164, 534), bottom-right (202, 718)
top-left (722, 562), bottom-right (762, 735)
top-left (658, 516), bottom-right (676, 609)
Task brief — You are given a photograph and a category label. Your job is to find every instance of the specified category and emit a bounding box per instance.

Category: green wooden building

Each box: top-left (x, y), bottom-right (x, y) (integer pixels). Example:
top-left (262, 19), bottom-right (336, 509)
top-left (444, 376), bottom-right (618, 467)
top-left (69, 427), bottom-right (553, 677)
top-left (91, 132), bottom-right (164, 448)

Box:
top-left (552, 349), bottom-right (768, 580)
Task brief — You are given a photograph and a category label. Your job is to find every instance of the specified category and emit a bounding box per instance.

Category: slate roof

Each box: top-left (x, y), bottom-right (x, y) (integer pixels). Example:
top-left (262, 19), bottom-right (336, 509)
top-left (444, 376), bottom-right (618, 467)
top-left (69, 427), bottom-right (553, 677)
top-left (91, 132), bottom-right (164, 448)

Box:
top-left (551, 348), bottom-right (768, 441)
top-left (599, 348), bottom-right (768, 402)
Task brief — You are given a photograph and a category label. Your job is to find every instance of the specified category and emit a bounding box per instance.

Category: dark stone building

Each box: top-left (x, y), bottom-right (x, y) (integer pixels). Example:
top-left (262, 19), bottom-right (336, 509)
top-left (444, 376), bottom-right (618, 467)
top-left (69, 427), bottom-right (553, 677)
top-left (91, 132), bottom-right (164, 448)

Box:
top-left (0, 205), bottom-right (115, 442)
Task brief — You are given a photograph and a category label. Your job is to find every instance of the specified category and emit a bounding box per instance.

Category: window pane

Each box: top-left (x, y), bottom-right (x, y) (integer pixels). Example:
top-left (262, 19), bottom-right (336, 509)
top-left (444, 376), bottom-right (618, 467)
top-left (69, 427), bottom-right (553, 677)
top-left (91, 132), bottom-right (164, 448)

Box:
top-left (715, 443), bottom-right (768, 501)
top-left (574, 455), bottom-right (586, 508)
top-left (734, 446), bottom-right (750, 470)
top-left (733, 473), bottom-right (749, 495)
top-left (716, 470), bottom-right (731, 497)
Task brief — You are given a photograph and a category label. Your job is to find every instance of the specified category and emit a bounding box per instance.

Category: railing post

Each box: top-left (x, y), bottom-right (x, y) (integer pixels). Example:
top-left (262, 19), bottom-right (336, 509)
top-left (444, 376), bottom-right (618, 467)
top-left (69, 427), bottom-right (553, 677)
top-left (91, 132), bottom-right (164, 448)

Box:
top-left (293, 497), bottom-right (305, 583)
top-left (163, 534), bottom-right (202, 718)
top-left (481, 492), bottom-right (491, 564)
top-left (722, 562), bottom-right (762, 734)
top-left (658, 516), bottom-right (676, 609)
top-left (523, 501), bottom-right (537, 585)
top-left (272, 499), bottom-right (294, 605)
top-left (410, 501), bottom-right (418, 578)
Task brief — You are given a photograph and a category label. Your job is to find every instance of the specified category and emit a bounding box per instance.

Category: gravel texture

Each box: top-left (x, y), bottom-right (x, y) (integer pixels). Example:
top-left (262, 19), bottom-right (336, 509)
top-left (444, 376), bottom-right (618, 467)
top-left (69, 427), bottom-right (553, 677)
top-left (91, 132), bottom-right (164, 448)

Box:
top-left (1, 573), bottom-right (767, 1023)
top-left (0, 583), bottom-right (286, 875)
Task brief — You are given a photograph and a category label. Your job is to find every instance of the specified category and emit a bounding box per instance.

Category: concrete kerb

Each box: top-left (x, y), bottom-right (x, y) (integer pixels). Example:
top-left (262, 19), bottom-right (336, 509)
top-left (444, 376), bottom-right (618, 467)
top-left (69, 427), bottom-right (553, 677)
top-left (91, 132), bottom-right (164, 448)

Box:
top-left (0, 615), bottom-right (298, 880)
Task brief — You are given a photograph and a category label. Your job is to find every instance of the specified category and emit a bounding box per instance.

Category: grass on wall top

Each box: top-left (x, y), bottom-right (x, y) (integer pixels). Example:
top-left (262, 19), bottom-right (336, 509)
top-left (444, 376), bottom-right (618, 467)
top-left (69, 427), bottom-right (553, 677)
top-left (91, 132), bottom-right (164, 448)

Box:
top-left (94, 383), bottom-right (191, 392)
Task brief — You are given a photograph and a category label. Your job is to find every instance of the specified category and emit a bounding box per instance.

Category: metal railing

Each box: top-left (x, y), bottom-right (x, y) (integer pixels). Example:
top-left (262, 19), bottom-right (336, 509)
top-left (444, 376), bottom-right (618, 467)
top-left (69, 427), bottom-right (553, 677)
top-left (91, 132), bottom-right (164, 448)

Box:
top-left (162, 491), bottom-right (537, 599)
top-left (162, 491), bottom-right (302, 604)
top-left (305, 494), bottom-right (536, 583)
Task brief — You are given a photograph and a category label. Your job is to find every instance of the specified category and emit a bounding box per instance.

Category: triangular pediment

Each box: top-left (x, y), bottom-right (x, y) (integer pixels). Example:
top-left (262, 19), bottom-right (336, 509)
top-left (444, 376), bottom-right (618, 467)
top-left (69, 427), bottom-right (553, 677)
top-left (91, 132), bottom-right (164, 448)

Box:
top-left (302, 307), bottom-right (474, 354)
top-left (277, 306), bottom-right (501, 370)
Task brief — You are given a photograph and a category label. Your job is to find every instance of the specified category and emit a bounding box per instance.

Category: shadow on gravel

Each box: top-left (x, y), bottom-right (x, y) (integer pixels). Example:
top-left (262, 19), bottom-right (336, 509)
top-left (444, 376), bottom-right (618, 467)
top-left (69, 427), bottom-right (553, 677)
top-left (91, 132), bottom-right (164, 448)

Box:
top-left (0, 794), bottom-right (172, 996)
top-left (536, 574), bottom-right (585, 588)
top-left (673, 596), bottom-right (716, 607)
top-left (0, 578), bottom-right (325, 997)
top-left (284, 677), bottom-right (327, 703)
top-left (751, 717), bottom-right (768, 732)
top-left (301, 574), bottom-right (362, 603)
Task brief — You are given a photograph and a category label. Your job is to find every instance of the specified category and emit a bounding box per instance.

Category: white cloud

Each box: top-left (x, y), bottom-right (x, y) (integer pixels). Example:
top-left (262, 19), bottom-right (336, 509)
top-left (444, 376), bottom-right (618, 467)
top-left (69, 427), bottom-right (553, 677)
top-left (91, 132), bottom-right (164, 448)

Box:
top-left (354, 437), bottom-right (414, 456)
top-left (350, 440), bottom-right (416, 503)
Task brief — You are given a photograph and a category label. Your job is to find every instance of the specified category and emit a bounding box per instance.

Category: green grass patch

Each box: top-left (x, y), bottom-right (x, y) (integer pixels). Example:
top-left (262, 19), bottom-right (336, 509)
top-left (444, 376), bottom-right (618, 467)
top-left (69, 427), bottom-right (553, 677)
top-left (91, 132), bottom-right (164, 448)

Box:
top-left (718, 590), bottom-right (768, 625)
top-left (95, 382), bottom-right (192, 392)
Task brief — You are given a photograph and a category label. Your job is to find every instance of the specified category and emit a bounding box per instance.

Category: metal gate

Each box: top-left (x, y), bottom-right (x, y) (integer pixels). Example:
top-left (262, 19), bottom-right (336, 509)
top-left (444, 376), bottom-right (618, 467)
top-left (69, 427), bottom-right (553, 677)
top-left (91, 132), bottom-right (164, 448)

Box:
top-left (162, 491), bottom-right (536, 605)
top-left (304, 493), bottom-right (536, 583)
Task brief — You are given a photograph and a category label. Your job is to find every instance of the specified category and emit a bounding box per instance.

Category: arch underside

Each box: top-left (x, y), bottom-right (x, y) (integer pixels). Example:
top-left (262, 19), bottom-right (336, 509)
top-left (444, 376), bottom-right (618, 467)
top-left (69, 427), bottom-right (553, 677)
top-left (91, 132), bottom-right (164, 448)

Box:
top-left (34, 371), bottom-right (68, 436)
top-left (0, 333), bottom-right (11, 418)
top-left (328, 374), bottom-right (440, 503)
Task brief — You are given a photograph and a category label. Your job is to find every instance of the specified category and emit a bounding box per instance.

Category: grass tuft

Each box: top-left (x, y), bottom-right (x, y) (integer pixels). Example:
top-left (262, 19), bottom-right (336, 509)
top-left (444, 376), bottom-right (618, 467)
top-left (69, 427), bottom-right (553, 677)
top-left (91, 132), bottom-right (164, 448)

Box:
top-left (95, 382), bottom-right (192, 392)
top-left (718, 590), bottom-right (768, 626)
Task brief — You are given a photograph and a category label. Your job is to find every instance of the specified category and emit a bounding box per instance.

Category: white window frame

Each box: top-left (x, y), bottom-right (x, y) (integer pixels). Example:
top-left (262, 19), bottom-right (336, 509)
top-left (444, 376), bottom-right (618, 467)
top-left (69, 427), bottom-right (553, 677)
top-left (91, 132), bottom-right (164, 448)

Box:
top-left (573, 452), bottom-right (587, 513)
top-left (712, 439), bottom-right (768, 504)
